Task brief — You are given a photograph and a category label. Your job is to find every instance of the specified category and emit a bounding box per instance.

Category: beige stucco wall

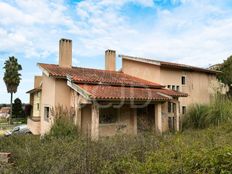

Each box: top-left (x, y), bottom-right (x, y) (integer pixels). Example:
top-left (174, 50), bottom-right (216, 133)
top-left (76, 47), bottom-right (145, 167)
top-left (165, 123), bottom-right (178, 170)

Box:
top-left (122, 58), bottom-right (218, 113)
top-left (55, 79), bottom-right (72, 107)
top-left (40, 75), bottom-right (74, 135)
top-left (40, 74), bottom-right (56, 135)
top-left (122, 59), bottom-right (160, 83)
top-left (160, 68), bottom-right (216, 108)
top-left (81, 104), bottom-right (92, 136)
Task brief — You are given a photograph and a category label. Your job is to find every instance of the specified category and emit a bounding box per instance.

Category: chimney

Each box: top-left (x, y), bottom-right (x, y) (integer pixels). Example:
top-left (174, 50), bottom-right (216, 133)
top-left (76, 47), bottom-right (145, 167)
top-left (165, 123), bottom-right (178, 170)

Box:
top-left (105, 49), bottom-right (116, 71)
top-left (34, 76), bottom-right (42, 88)
top-left (59, 38), bottom-right (72, 68)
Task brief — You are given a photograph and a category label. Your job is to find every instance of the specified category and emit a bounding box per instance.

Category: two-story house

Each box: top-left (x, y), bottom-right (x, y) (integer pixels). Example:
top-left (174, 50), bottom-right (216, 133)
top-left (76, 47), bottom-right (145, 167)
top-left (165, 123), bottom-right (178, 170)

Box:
top-left (27, 39), bottom-right (219, 139)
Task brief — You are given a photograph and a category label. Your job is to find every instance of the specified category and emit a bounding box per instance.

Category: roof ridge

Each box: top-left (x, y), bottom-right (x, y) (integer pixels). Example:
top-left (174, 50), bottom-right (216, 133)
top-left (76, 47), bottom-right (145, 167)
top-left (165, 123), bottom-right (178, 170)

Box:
top-left (120, 55), bottom-right (219, 74)
top-left (38, 63), bottom-right (120, 73)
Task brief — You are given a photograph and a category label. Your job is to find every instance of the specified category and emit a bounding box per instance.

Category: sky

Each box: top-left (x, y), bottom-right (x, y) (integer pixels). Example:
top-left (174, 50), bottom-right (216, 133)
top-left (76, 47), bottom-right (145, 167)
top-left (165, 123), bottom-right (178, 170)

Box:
top-left (0, 0), bottom-right (232, 104)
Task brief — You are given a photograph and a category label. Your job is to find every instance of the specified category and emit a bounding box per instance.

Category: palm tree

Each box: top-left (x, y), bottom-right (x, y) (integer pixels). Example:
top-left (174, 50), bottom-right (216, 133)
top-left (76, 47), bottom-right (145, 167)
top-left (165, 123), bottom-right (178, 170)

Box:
top-left (3, 56), bottom-right (22, 124)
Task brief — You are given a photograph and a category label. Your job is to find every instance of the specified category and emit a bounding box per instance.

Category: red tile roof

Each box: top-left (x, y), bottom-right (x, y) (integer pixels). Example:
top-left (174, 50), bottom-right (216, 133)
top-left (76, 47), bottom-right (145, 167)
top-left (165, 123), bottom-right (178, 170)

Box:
top-left (77, 84), bottom-right (187, 101)
top-left (156, 89), bottom-right (188, 97)
top-left (38, 63), bottom-right (164, 88)
top-left (77, 84), bottom-right (169, 101)
top-left (38, 63), bottom-right (187, 101)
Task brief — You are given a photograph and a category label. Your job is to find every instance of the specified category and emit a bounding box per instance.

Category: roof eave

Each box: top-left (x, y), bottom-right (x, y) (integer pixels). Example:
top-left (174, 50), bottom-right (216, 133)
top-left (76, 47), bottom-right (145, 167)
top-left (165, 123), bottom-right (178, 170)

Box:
top-left (37, 63), bottom-right (50, 77)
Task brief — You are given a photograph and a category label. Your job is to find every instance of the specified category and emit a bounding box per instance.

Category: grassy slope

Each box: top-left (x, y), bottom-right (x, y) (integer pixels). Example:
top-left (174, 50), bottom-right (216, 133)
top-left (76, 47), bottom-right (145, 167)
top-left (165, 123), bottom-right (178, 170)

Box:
top-left (0, 123), bottom-right (232, 174)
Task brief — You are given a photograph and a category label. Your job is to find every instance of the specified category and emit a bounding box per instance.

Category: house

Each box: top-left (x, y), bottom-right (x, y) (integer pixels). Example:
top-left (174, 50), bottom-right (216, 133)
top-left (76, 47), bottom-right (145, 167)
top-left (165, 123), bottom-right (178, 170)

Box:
top-left (0, 107), bottom-right (10, 118)
top-left (27, 38), bottom-right (219, 140)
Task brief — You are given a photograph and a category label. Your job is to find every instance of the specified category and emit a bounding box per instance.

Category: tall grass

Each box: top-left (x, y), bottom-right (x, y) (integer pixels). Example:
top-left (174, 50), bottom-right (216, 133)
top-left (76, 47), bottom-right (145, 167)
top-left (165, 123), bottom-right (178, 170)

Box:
top-left (1, 123), bottom-right (232, 173)
top-left (183, 95), bottom-right (232, 129)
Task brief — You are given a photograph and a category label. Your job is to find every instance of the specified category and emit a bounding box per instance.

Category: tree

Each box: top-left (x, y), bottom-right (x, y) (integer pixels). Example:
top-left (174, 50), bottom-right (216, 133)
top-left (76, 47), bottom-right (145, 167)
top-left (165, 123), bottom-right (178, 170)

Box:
top-left (217, 55), bottom-right (232, 95)
top-left (12, 98), bottom-right (25, 118)
top-left (3, 56), bottom-right (22, 123)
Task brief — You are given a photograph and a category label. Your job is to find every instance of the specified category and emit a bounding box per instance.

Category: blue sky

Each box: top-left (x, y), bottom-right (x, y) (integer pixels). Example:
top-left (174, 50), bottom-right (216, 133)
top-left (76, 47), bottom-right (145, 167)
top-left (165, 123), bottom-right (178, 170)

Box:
top-left (0, 0), bottom-right (232, 103)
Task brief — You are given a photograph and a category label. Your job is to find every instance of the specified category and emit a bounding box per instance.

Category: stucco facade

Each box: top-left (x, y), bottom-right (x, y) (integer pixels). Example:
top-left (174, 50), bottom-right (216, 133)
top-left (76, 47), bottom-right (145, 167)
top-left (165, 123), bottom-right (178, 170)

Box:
top-left (121, 57), bottom-right (220, 116)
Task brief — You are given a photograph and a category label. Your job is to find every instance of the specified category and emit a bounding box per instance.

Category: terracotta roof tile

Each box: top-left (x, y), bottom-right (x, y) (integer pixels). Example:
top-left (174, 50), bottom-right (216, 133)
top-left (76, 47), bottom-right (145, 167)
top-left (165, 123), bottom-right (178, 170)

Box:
top-left (77, 84), bottom-right (170, 101)
top-left (38, 63), bottom-right (164, 88)
top-left (156, 89), bottom-right (188, 97)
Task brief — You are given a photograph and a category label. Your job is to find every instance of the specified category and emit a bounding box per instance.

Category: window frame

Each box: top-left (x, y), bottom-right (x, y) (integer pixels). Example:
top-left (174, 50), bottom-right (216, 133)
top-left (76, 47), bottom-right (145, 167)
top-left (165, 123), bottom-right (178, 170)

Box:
top-left (181, 76), bottom-right (186, 85)
top-left (44, 106), bottom-right (50, 121)
top-left (182, 106), bottom-right (187, 115)
top-left (172, 85), bottom-right (175, 90)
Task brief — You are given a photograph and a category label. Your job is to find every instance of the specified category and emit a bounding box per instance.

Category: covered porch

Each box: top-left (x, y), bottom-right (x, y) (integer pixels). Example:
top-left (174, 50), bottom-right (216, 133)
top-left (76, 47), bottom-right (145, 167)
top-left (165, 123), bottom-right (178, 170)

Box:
top-left (67, 77), bottom-right (187, 140)
top-left (78, 102), bottom-right (169, 140)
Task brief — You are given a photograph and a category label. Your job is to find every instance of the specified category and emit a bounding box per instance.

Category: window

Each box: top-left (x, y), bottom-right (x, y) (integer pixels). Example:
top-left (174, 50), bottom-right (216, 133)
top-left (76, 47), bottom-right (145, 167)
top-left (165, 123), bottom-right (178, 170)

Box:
top-left (44, 107), bottom-right (50, 121)
top-left (172, 85), bottom-right (175, 90)
top-left (181, 76), bottom-right (186, 85)
top-left (37, 103), bottom-right (40, 111)
top-left (167, 85), bottom-right (171, 89)
top-left (168, 102), bottom-right (176, 113)
top-left (176, 86), bottom-right (180, 91)
top-left (182, 106), bottom-right (186, 115)
top-left (168, 102), bottom-right (172, 113)
top-left (173, 103), bottom-right (176, 113)
top-left (99, 107), bottom-right (118, 124)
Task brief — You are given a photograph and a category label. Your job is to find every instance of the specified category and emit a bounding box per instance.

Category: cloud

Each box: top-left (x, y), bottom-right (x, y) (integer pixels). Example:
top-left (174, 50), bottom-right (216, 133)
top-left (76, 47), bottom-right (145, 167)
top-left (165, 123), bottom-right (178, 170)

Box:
top-left (1, 0), bottom-right (232, 103)
top-left (73, 0), bottom-right (232, 67)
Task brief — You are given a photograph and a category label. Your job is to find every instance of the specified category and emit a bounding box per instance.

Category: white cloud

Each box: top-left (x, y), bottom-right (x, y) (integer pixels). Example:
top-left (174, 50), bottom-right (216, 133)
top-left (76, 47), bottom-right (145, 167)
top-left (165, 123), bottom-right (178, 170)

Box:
top-left (1, 0), bottom-right (232, 103)
top-left (73, 0), bottom-right (232, 67)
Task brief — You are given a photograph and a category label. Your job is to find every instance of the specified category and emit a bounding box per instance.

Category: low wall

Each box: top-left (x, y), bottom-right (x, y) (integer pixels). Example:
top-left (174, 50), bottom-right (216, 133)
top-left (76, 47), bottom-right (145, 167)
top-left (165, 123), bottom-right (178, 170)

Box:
top-left (99, 123), bottom-right (128, 137)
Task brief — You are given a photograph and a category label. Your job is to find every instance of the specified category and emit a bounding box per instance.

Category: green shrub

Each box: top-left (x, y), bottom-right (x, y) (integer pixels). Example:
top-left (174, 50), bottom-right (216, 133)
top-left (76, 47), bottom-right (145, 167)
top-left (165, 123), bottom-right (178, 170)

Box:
top-left (182, 104), bottom-right (210, 129)
top-left (48, 106), bottom-right (80, 139)
top-left (183, 95), bottom-right (232, 129)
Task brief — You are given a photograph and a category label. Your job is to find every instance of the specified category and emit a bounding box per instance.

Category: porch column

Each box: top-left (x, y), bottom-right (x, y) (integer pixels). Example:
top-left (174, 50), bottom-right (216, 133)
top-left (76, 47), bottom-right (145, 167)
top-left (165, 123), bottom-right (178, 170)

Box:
top-left (75, 105), bottom-right (82, 130)
top-left (175, 101), bottom-right (180, 132)
top-left (155, 103), bottom-right (162, 134)
top-left (130, 108), bottom-right (137, 135)
top-left (91, 104), bottom-right (99, 141)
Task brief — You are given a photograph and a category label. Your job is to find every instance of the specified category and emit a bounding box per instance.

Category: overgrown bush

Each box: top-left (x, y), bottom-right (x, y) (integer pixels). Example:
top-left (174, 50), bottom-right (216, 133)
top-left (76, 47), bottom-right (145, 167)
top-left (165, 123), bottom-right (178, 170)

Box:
top-left (0, 123), bottom-right (232, 174)
top-left (1, 105), bottom-right (232, 174)
top-left (48, 106), bottom-right (80, 138)
top-left (183, 95), bottom-right (232, 129)
top-left (182, 104), bottom-right (210, 129)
